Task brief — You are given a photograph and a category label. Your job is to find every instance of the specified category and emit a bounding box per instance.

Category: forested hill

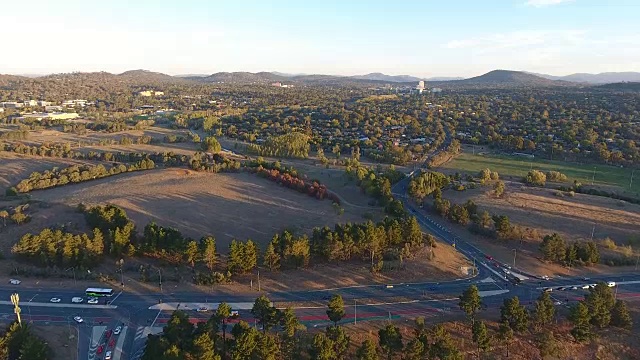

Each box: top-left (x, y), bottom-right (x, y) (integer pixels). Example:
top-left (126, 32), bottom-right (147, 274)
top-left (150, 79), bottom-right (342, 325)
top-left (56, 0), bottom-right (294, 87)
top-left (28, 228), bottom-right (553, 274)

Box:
top-left (596, 82), bottom-right (640, 92)
top-left (453, 70), bottom-right (571, 87)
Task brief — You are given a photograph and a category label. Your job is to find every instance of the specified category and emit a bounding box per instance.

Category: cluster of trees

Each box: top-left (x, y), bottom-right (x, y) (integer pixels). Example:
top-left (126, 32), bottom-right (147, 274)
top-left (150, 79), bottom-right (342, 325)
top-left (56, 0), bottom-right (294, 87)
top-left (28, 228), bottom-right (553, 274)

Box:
top-left (0, 130), bottom-right (29, 140)
top-left (408, 171), bottom-right (450, 201)
top-left (540, 233), bottom-right (600, 266)
top-left (525, 169), bottom-right (569, 186)
top-left (11, 160), bottom-right (155, 193)
top-left (201, 136), bottom-right (222, 153)
top-left (189, 153), bottom-right (242, 173)
top-left (83, 204), bottom-right (136, 256)
top-left (249, 165), bottom-right (335, 202)
top-left (142, 294), bottom-right (466, 360)
top-left (247, 133), bottom-right (310, 159)
top-left (426, 139), bottom-right (461, 168)
top-left (0, 205), bottom-right (31, 228)
top-left (12, 227), bottom-right (105, 268)
top-left (0, 322), bottom-right (50, 360)
top-left (345, 162), bottom-right (405, 216)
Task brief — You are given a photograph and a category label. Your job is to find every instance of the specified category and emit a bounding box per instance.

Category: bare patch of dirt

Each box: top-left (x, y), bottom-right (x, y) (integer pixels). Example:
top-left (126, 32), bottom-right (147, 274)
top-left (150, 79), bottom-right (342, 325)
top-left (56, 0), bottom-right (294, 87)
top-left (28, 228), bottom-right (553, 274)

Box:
top-left (0, 153), bottom-right (94, 193)
top-left (31, 325), bottom-right (78, 360)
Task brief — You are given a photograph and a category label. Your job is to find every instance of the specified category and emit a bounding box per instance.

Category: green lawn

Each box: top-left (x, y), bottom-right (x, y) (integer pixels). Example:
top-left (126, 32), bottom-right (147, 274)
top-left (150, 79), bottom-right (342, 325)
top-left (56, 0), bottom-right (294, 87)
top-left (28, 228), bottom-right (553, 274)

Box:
top-left (440, 152), bottom-right (639, 194)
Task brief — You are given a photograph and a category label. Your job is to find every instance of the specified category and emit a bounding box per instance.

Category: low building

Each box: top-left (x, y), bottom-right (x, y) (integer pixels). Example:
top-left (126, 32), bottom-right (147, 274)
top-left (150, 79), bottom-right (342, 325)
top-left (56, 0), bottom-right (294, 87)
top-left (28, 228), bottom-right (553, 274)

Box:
top-left (23, 100), bottom-right (37, 107)
top-left (138, 90), bottom-right (164, 96)
top-left (62, 99), bottom-right (87, 107)
top-left (45, 105), bottom-right (63, 112)
top-left (37, 100), bottom-right (52, 106)
top-left (1, 101), bottom-right (23, 109)
top-left (431, 88), bottom-right (443, 93)
top-left (19, 112), bottom-right (79, 121)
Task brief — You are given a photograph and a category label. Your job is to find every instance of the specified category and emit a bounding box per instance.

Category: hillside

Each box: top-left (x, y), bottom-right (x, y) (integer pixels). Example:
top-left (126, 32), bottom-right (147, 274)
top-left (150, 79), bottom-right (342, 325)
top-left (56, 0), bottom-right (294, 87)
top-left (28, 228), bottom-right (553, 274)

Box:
top-left (596, 82), bottom-right (640, 91)
top-left (193, 72), bottom-right (286, 83)
top-left (350, 73), bottom-right (421, 82)
top-left (533, 71), bottom-right (640, 84)
top-left (117, 69), bottom-right (184, 83)
top-left (457, 70), bottom-right (567, 87)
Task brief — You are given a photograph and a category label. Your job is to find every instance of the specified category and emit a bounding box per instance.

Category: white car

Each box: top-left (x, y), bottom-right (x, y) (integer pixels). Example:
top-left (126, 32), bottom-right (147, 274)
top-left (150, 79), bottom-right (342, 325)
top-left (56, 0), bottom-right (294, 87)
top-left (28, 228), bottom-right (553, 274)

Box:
top-left (73, 316), bottom-right (83, 323)
top-left (543, 287), bottom-right (553, 292)
top-left (88, 298), bottom-right (99, 304)
top-left (230, 310), bottom-right (239, 318)
top-left (71, 297), bottom-right (83, 303)
top-left (541, 275), bottom-right (550, 280)
top-left (50, 298), bottom-right (61, 303)
top-left (9, 279), bottom-right (21, 285)
top-left (554, 301), bottom-right (563, 306)
top-left (113, 326), bottom-right (122, 335)
top-left (105, 350), bottom-right (112, 360)
top-left (581, 284), bottom-right (591, 289)
top-left (607, 281), bottom-right (616, 287)
top-left (197, 307), bottom-right (209, 312)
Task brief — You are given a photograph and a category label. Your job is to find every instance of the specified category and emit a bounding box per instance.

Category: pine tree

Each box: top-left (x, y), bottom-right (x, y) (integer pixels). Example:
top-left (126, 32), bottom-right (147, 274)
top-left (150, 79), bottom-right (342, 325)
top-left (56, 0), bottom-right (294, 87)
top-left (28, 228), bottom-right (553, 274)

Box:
top-left (585, 282), bottom-right (615, 328)
top-left (311, 333), bottom-right (336, 360)
top-left (243, 239), bottom-right (258, 272)
top-left (459, 285), bottom-right (482, 322)
top-left (533, 291), bottom-right (556, 330)
top-left (227, 240), bottom-right (243, 274)
top-left (263, 241), bottom-right (281, 271)
top-left (192, 332), bottom-right (220, 360)
top-left (611, 300), bottom-right (633, 329)
top-left (215, 302), bottom-right (232, 357)
top-left (498, 320), bottom-right (514, 358)
top-left (378, 324), bottom-right (403, 360)
top-left (326, 294), bottom-right (346, 326)
top-left (472, 320), bottom-right (490, 357)
top-left (184, 240), bottom-right (200, 267)
top-left (404, 337), bottom-right (425, 360)
top-left (326, 325), bottom-right (350, 359)
top-left (500, 296), bottom-right (529, 332)
top-left (253, 333), bottom-right (280, 360)
top-left (356, 339), bottom-right (379, 360)
top-left (251, 295), bottom-right (278, 333)
top-left (535, 330), bottom-right (558, 358)
top-left (200, 236), bottom-right (217, 270)
top-left (569, 302), bottom-right (592, 342)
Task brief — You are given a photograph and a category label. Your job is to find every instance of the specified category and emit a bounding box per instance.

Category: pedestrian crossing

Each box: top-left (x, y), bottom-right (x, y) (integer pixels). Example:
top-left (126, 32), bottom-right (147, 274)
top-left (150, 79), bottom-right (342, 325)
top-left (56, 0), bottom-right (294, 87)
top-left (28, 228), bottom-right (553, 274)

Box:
top-left (129, 326), bottom-right (163, 360)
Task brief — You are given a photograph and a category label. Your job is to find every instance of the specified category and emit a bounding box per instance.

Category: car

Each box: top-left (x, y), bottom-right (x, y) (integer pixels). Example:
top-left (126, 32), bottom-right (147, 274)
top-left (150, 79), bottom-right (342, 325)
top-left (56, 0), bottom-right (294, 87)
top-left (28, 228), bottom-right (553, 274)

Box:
top-left (543, 287), bottom-right (553, 292)
top-left (109, 338), bottom-right (116, 347)
top-left (97, 345), bottom-right (103, 354)
top-left (9, 279), bottom-right (21, 285)
top-left (571, 286), bottom-right (579, 290)
top-left (581, 284), bottom-right (591, 289)
top-left (485, 255), bottom-right (493, 260)
top-left (197, 307), bottom-right (209, 312)
top-left (73, 316), bottom-right (83, 323)
top-left (105, 351), bottom-right (112, 360)
top-left (589, 284), bottom-right (597, 288)
top-left (71, 297), bottom-right (83, 303)
top-left (50, 297), bottom-right (61, 303)
top-left (607, 281), bottom-right (616, 287)
top-left (542, 275), bottom-right (550, 280)
top-left (88, 298), bottom-right (99, 304)
top-left (554, 301), bottom-right (563, 306)
top-left (113, 326), bottom-right (122, 335)
top-left (105, 329), bottom-right (112, 339)
top-left (557, 286), bottom-right (567, 291)
top-left (230, 310), bottom-right (239, 318)
top-left (582, 277), bottom-right (590, 281)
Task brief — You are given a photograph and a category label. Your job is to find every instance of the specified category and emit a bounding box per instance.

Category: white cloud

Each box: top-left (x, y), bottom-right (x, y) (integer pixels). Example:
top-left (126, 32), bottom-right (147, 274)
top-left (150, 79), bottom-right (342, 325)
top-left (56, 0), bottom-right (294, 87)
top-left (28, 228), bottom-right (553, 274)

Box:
top-left (525, 0), bottom-right (575, 7)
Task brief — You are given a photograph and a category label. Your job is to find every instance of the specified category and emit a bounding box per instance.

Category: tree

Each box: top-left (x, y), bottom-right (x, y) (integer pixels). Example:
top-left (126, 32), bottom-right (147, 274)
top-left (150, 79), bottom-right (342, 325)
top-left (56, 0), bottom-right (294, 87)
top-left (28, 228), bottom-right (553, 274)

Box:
top-left (263, 241), bottom-right (281, 271)
top-left (428, 324), bottom-right (463, 360)
top-left (459, 285), bottom-right (482, 322)
top-left (539, 233), bottom-right (566, 263)
top-left (535, 330), bottom-right (558, 359)
top-left (215, 302), bottom-right (232, 357)
top-left (404, 337), bottom-right (425, 360)
top-left (378, 324), bottom-right (403, 360)
top-left (500, 296), bottom-right (529, 332)
top-left (200, 236), bottom-right (217, 270)
top-left (326, 294), bottom-right (346, 326)
top-left (569, 302), bottom-right (592, 342)
top-left (494, 181), bottom-right (505, 197)
top-left (326, 325), bottom-right (350, 359)
top-left (356, 339), bottom-right (379, 360)
top-left (244, 239), bottom-right (258, 272)
top-left (230, 321), bottom-right (259, 360)
top-left (311, 333), bottom-right (336, 360)
top-left (498, 320), bottom-right (514, 358)
top-left (525, 170), bottom-right (546, 186)
top-left (492, 215), bottom-right (513, 240)
top-left (585, 282), bottom-right (615, 328)
top-left (0, 210), bottom-right (8, 227)
top-left (192, 332), bottom-right (220, 360)
top-left (251, 295), bottom-right (278, 333)
top-left (254, 333), bottom-right (280, 360)
top-left (611, 300), bottom-right (633, 329)
top-left (184, 240), bottom-right (199, 267)
top-left (533, 291), bottom-right (555, 330)
top-left (201, 136), bottom-right (222, 153)
top-left (472, 320), bottom-right (490, 357)
top-left (279, 308), bottom-right (300, 357)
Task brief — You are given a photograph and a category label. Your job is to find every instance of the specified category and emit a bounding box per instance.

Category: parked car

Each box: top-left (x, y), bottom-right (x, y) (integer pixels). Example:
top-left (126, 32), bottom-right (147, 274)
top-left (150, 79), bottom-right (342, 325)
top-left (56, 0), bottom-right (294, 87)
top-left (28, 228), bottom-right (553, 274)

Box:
top-left (543, 287), bottom-right (553, 292)
top-left (541, 275), bottom-right (550, 280)
top-left (581, 284), bottom-right (591, 289)
top-left (197, 307), bottom-right (209, 312)
top-left (50, 298), bottom-right (61, 303)
top-left (230, 310), bottom-right (240, 318)
top-left (73, 316), bottom-right (83, 323)
top-left (9, 279), bottom-right (21, 285)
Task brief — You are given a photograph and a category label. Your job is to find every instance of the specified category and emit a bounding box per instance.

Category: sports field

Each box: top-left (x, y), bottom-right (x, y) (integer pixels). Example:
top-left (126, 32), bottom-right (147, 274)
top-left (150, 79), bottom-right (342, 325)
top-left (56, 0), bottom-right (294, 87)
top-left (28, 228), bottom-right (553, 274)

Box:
top-left (440, 152), bottom-right (639, 194)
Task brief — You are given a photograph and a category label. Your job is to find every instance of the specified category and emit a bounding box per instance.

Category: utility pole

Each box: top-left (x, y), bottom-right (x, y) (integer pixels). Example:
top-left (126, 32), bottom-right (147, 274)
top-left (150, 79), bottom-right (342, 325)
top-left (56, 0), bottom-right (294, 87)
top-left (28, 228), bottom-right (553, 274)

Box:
top-left (354, 300), bottom-right (357, 325)
top-left (592, 166), bottom-right (596, 185)
top-left (10, 293), bottom-right (21, 326)
top-left (157, 268), bottom-right (162, 292)
top-left (590, 224), bottom-right (596, 241)
top-left (512, 249), bottom-right (517, 268)
top-left (257, 271), bottom-right (261, 292)
top-left (631, 169), bottom-right (635, 190)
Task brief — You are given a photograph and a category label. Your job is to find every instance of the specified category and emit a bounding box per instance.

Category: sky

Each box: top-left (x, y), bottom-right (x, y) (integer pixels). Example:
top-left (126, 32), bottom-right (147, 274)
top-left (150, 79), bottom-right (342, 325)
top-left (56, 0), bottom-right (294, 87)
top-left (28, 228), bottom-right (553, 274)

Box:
top-left (2, 0), bottom-right (639, 77)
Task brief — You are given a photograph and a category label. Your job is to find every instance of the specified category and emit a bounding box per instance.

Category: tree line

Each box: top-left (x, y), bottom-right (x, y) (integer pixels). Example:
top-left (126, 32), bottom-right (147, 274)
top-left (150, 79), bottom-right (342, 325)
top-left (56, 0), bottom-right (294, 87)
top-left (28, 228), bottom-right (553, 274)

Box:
top-left (247, 163), bottom-right (337, 203)
top-left (247, 132), bottom-right (310, 159)
top-left (539, 233), bottom-right (600, 266)
top-left (345, 161), bottom-right (406, 216)
top-left (10, 159), bottom-right (155, 194)
top-left (0, 322), bottom-right (50, 360)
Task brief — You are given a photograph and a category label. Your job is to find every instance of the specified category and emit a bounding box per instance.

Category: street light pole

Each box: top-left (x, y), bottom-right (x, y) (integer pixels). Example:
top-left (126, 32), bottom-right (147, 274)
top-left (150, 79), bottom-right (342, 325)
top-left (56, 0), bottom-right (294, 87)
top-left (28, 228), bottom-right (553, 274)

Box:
top-left (354, 300), bottom-right (357, 325)
top-left (157, 268), bottom-right (162, 292)
top-left (512, 249), bottom-right (517, 268)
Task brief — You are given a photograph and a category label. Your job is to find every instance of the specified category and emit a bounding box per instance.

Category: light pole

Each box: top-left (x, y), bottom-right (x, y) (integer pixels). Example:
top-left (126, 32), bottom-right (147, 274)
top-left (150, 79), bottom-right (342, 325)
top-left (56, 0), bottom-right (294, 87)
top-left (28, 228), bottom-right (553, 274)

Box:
top-left (354, 300), bottom-right (357, 325)
top-left (592, 166), bottom-right (596, 185)
top-left (512, 249), bottom-right (517, 268)
top-left (631, 169), bottom-right (635, 190)
top-left (66, 267), bottom-right (77, 286)
top-left (157, 268), bottom-right (162, 292)
top-left (10, 293), bottom-right (21, 326)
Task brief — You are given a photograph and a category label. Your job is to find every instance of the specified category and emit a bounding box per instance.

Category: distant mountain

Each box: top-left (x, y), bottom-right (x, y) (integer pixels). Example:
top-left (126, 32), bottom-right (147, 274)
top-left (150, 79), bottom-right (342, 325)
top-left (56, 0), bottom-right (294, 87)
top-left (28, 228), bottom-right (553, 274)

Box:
top-left (530, 71), bottom-right (640, 84)
top-left (457, 70), bottom-right (567, 87)
top-left (194, 72), bottom-right (286, 83)
top-left (175, 73), bottom-right (209, 78)
top-left (117, 69), bottom-right (183, 83)
top-left (350, 73), bottom-right (421, 83)
top-left (596, 82), bottom-right (640, 91)
top-left (425, 76), bottom-right (465, 81)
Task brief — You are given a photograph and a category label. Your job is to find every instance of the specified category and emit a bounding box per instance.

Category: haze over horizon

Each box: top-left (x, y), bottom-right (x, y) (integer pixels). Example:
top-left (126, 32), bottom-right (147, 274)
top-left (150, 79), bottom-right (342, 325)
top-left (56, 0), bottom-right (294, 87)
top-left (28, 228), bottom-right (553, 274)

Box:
top-left (2, 0), bottom-right (639, 77)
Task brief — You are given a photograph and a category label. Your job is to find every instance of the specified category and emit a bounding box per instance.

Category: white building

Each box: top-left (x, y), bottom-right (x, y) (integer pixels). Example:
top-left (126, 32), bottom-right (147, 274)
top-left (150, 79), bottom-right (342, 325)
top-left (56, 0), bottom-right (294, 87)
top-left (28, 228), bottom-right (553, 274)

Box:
top-left (45, 105), bottom-right (63, 112)
top-left (37, 100), bottom-right (52, 106)
top-left (1, 101), bottom-right (23, 108)
top-left (23, 100), bottom-right (37, 107)
top-left (62, 99), bottom-right (88, 107)
top-left (138, 90), bottom-right (164, 96)
top-left (20, 112), bottom-right (79, 121)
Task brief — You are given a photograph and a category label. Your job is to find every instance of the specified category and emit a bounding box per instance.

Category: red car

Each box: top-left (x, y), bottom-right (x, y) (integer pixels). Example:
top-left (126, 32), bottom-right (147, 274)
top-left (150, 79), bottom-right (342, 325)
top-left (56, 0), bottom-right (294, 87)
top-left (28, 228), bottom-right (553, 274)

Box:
top-left (97, 345), bottom-right (104, 354)
top-left (109, 338), bottom-right (116, 347)
top-left (105, 330), bottom-right (112, 339)
top-left (485, 255), bottom-right (493, 260)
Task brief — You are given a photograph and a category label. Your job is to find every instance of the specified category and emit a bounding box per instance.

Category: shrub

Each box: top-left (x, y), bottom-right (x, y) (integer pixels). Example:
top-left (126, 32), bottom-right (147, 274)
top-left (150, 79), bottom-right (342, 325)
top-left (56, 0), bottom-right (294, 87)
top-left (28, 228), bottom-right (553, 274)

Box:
top-left (525, 170), bottom-right (547, 186)
top-left (602, 238), bottom-right (617, 250)
top-left (547, 171), bottom-right (568, 182)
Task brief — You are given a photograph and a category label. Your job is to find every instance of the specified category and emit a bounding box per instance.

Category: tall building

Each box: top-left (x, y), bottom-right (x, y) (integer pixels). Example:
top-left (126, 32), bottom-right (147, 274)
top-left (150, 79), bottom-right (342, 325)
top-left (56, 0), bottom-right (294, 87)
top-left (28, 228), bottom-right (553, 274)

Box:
top-left (417, 80), bottom-right (425, 90)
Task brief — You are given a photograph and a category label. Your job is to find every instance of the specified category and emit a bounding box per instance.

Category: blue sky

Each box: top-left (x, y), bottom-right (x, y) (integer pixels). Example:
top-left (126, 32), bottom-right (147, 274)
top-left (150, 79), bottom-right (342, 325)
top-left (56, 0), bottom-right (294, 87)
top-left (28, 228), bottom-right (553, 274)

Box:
top-left (2, 0), bottom-right (639, 77)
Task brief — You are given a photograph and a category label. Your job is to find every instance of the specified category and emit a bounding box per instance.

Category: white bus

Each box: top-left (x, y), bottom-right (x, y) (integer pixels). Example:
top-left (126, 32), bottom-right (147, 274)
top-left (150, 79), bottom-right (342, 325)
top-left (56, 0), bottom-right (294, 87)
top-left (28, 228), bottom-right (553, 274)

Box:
top-left (85, 288), bottom-right (114, 297)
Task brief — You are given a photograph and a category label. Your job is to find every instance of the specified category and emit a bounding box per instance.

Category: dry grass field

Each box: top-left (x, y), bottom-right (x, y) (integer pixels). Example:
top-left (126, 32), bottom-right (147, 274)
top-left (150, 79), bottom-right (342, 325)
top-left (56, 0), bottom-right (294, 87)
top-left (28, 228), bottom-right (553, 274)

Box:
top-left (26, 168), bottom-right (383, 247)
top-left (429, 182), bottom-right (640, 277)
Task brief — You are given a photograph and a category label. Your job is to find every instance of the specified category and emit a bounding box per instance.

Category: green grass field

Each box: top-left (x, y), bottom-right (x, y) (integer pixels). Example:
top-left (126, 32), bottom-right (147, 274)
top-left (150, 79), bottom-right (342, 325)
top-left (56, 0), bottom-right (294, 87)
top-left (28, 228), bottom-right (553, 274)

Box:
top-left (440, 152), bottom-right (639, 194)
